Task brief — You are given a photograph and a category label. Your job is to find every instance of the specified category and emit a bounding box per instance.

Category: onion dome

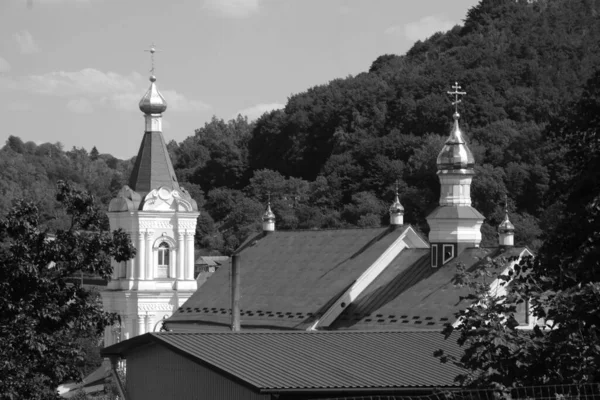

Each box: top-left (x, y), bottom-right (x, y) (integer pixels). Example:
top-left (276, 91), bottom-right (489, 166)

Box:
top-left (436, 112), bottom-right (475, 171)
top-left (139, 75), bottom-right (167, 115)
top-left (498, 211), bottom-right (515, 234)
top-left (389, 193), bottom-right (404, 215)
top-left (263, 202), bottom-right (275, 223)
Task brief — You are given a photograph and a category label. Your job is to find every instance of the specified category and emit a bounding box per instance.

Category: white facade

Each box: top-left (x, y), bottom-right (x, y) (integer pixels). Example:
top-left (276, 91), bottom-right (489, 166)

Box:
top-left (102, 187), bottom-right (199, 346)
top-left (100, 73), bottom-right (199, 347)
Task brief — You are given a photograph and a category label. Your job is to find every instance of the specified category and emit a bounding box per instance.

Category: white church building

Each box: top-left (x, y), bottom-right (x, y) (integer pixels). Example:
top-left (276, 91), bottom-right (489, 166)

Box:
top-left (100, 64), bottom-right (199, 347)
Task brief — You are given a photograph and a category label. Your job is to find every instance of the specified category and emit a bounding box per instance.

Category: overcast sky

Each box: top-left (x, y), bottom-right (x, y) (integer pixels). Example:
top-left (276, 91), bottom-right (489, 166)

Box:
top-left (0, 0), bottom-right (479, 159)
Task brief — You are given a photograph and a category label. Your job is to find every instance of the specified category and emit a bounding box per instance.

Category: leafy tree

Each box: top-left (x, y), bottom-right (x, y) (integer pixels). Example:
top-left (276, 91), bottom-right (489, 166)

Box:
top-left (436, 69), bottom-right (600, 393)
top-left (0, 181), bottom-right (135, 400)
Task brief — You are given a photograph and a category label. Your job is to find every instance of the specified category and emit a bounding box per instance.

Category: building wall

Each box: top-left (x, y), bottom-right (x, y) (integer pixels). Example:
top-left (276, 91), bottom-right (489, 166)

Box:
top-left (126, 343), bottom-right (271, 400)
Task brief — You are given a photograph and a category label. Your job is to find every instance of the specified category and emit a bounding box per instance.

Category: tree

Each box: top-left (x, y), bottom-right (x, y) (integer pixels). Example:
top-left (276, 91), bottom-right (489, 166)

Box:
top-left (90, 146), bottom-right (99, 161)
top-left (0, 181), bottom-right (135, 400)
top-left (435, 69), bottom-right (600, 394)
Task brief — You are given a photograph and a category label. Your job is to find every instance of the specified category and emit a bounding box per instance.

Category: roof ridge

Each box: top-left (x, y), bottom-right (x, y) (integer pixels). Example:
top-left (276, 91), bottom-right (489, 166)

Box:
top-left (156, 329), bottom-right (445, 336)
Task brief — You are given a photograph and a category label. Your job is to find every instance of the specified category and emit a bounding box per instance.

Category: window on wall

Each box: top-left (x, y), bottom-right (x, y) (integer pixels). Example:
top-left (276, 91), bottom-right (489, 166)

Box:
top-left (442, 244), bottom-right (454, 265)
top-left (157, 242), bottom-right (170, 278)
top-left (431, 245), bottom-right (438, 268)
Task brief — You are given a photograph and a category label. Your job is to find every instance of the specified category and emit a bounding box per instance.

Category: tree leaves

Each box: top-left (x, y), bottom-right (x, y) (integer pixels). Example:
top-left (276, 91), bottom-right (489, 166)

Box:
top-left (0, 181), bottom-right (135, 400)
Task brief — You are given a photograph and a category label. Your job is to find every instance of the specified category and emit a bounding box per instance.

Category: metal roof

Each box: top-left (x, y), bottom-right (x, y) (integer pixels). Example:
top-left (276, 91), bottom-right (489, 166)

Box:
top-left (169, 226), bottom-right (411, 329)
top-left (331, 247), bottom-right (529, 330)
top-left (102, 330), bottom-right (464, 391)
top-left (129, 131), bottom-right (180, 197)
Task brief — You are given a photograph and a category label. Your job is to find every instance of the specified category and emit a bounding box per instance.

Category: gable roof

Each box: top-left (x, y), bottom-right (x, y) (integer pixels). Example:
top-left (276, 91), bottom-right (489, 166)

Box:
top-left (102, 331), bottom-right (463, 392)
top-left (129, 131), bottom-right (179, 196)
top-left (168, 226), bottom-right (413, 329)
top-left (330, 246), bottom-right (529, 331)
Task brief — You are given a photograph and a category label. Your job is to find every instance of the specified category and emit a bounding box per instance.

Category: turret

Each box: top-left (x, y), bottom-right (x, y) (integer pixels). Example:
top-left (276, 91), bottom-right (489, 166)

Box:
top-left (426, 82), bottom-right (484, 267)
top-left (262, 201), bottom-right (275, 233)
top-left (389, 184), bottom-right (404, 226)
top-left (498, 197), bottom-right (515, 247)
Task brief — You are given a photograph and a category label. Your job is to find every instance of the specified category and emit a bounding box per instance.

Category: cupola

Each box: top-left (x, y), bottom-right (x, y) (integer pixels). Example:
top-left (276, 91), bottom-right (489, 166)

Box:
top-left (426, 82), bottom-right (485, 268)
top-left (139, 75), bottom-right (167, 115)
top-left (498, 198), bottom-right (515, 247)
top-left (389, 185), bottom-right (404, 226)
top-left (262, 201), bottom-right (275, 233)
top-left (436, 112), bottom-right (475, 172)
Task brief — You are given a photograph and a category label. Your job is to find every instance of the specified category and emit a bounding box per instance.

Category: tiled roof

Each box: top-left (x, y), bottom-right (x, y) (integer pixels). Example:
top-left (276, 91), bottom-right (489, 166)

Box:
top-left (168, 227), bottom-right (410, 329)
top-left (102, 331), bottom-right (463, 391)
top-left (129, 131), bottom-right (179, 196)
top-left (331, 247), bottom-right (528, 330)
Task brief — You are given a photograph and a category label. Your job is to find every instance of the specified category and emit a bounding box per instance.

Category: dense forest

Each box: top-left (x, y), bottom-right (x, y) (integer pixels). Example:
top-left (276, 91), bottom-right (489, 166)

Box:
top-left (3, 0), bottom-right (600, 255)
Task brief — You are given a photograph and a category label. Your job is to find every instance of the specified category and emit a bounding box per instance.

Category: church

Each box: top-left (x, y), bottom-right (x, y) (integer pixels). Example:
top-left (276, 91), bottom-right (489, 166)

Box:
top-left (100, 51), bottom-right (200, 347)
top-left (99, 66), bottom-right (534, 399)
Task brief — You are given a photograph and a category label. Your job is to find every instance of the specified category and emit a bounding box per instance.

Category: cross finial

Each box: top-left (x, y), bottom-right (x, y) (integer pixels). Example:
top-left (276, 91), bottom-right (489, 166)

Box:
top-left (504, 194), bottom-right (509, 214)
top-left (447, 81), bottom-right (466, 114)
top-left (267, 192), bottom-right (271, 205)
top-left (144, 43), bottom-right (160, 75)
top-left (395, 179), bottom-right (400, 196)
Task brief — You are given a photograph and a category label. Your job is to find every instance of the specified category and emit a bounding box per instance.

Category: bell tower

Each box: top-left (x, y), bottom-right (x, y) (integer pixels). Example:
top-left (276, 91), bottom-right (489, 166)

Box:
top-left (426, 82), bottom-right (484, 267)
top-left (101, 45), bottom-right (199, 346)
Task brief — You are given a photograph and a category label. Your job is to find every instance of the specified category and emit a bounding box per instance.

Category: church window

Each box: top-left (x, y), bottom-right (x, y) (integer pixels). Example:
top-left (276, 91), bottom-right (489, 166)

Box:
top-left (443, 244), bottom-right (454, 265)
top-left (431, 245), bottom-right (438, 268)
top-left (157, 242), bottom-right (170, 278)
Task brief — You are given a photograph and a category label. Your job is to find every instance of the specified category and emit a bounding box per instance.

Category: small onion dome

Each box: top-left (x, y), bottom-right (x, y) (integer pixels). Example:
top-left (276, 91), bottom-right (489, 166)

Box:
top-left (262, 202), bottom-right (275, 223)
top-left (436, 112), bottom-right (475, 171)
top-left (389, 194), bottom-right (404, 215)
top-left (139, 75), bottom-right (167, 115)
top-left (498, 212), bottom-right (515, 234)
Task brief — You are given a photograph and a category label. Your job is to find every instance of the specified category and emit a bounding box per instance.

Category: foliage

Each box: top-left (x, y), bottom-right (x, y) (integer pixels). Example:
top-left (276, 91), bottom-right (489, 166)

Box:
top-left (4, 0), bottom-right (600, 256)
top-left (0, 181), bottom-right (135, 400)
top-left (435, 68), bottom-right (600, 393)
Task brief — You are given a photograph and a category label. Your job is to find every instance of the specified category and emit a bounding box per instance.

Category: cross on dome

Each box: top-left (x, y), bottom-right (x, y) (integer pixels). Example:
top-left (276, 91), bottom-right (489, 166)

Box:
top-left (144, 43), bottom-right (161, 76)
top-left (447, 82), bottom-right (466, 115)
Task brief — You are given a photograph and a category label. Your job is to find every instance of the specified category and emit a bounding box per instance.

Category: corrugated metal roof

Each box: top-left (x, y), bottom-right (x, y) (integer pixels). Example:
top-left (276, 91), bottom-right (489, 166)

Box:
top-left (331, 247), bottom-right (528, 330)
top-left (169, 227), bottom-right (410, 329)
top-left (103, 331), bottom-right (463, 390)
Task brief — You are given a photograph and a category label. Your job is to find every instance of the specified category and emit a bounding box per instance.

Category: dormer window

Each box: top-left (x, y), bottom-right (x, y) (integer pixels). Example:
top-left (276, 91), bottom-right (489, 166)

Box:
top-left (157, 242), bottom-right (170, 278)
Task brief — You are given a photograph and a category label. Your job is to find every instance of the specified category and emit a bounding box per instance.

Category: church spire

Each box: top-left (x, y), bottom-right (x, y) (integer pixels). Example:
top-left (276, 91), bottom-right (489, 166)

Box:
top-left (426, 81), bottom-right (484, 267)
top-left (498, 195), bottom-right (515, 247)
top-left (262, 194), bottom-right (276, 233)
top-left (389, 181), bottom-right (404, 226)
top-left (128, 44), bottom-right (179, 197)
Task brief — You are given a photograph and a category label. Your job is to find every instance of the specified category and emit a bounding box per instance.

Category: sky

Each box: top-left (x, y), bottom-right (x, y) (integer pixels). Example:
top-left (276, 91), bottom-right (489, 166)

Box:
top-left (0, 0), bottom-right (480, 159)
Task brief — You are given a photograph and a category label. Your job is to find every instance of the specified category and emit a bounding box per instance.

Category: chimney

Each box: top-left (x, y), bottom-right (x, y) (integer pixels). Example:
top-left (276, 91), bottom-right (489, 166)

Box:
top-left (231, 254), bottom-right (241, 331)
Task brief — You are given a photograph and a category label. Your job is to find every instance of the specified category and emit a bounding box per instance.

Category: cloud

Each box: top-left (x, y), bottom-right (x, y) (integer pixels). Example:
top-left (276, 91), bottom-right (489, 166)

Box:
top-left (161, 90), bottom-right (211, 112)
top-left (387, 15), bottom-right (456, 42)
top-left (66, 97), bottom-right (94, 113)
top-left (203, 0), bottom-right (261, 18)
top-left (24, 68), bottom-right (141, 96)
top-left (7, 100), bottom-right (30, 111)
top-left (17, 0), bottom-right (92, 6)
top-left (0, 57), bottom-right (11, 73)
top-left (1, 67), bottom-right (210, 113)
top-left (13, 30), bottom-right (41, 54)
top-left (236, 102), bottom-right (284, 121)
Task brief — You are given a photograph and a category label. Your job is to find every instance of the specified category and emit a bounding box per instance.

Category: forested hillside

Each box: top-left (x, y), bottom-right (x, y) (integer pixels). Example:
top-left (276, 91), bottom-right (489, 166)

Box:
top-left (3, 0), bottom-right (600, 255)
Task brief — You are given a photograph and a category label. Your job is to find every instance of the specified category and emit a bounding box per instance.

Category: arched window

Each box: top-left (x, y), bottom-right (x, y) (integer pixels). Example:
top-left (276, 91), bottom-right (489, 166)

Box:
top-left (157, 242), bottom-right (170, 278)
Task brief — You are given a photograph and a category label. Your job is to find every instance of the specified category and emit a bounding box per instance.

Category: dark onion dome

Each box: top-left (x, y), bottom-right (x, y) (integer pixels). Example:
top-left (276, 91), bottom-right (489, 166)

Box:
top-left (139, 75), bottom-right (167, 114)
top-left (389, 194), bottom-right (404, 214)
top-left (498, 212), bottom-right (515, 233)
top-left (263, 203), bottom-right (275, 222)
top-left (436, 112), bottom-right (475, 171)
